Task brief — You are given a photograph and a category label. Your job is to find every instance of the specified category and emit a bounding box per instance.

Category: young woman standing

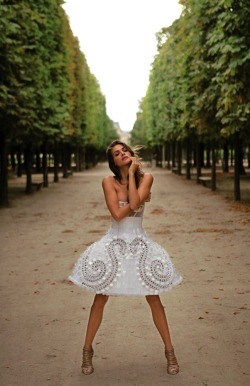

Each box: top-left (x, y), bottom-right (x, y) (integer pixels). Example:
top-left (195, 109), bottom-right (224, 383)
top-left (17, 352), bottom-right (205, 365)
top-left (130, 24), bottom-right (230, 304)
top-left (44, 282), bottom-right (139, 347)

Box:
top-left (69, 140), bottom-right (182, 376)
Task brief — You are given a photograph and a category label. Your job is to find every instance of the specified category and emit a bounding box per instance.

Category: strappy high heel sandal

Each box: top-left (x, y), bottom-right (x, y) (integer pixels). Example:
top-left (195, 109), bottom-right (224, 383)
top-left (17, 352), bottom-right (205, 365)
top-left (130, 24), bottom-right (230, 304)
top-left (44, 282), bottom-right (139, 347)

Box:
top-left (81, 346), bottom-right (94, 375)
top-left (165, 347), bottom-right (179, 375)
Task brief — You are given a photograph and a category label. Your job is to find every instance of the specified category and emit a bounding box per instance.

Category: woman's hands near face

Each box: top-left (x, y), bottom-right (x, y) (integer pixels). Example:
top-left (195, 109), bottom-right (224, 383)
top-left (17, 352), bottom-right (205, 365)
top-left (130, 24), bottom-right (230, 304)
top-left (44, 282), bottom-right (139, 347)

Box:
top-left (128, 156), bottom-right (140, 174)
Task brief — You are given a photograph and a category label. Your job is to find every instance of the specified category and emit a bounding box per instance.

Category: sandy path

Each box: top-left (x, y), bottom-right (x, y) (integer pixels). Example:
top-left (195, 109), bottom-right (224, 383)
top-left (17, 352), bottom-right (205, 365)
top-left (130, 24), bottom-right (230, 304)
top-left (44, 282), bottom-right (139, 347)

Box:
top-left (0, 164), bottom-right (249, 386)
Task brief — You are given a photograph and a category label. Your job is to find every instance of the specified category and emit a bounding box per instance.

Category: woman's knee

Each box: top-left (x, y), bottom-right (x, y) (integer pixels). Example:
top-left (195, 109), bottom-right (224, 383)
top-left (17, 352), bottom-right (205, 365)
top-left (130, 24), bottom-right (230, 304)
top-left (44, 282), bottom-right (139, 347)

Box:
top-left (93, 294), bottom-right (109, 308)
top-left (145, 295), bottom-right (162, 307)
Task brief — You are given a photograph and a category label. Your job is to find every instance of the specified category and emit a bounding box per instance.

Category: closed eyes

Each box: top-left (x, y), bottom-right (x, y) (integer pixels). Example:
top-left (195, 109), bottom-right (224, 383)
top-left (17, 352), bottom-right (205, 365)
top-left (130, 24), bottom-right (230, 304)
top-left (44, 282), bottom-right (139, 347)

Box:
top-left (113, 147), bottom-right (128, 157)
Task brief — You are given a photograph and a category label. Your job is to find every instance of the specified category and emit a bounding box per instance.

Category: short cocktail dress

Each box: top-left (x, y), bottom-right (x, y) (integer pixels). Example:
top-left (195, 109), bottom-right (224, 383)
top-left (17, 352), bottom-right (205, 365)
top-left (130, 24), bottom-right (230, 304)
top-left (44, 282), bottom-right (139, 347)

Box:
top-left (69, 201), bottom-right (182, 295)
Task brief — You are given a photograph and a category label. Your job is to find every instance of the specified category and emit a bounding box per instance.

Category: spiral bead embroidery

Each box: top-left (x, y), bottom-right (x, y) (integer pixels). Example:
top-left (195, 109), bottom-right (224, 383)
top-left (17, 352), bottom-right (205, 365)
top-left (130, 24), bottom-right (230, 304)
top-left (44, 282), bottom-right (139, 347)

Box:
top-left (70, 231), bottom-right (181, 294)
top-left (130, 237), bottom-right (174, 291)
top-left (79, 238), bottom-right (127, 292)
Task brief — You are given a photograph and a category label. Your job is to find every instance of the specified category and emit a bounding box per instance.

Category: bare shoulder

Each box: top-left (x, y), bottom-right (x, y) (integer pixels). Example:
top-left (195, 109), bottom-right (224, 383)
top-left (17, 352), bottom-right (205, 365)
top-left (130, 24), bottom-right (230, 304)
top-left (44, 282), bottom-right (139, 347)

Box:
top-left (102, 175), bottom-right (115, 187)
top-left (139, 173), bottom-right (153, 189)
top-left (142, 173), bottom-right (154, 183)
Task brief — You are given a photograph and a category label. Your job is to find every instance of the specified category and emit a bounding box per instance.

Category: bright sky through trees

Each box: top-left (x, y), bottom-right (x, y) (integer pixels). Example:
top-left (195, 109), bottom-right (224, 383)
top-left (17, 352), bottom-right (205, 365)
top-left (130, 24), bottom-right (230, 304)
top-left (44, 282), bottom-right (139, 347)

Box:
top-left (63, 0), bottom-right (182, 132)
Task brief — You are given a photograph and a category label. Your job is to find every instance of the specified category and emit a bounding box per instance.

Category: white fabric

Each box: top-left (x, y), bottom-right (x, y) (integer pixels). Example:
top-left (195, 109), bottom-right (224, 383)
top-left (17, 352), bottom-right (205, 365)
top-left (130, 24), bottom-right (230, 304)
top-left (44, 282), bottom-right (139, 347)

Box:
top-left (69, 202), bottom-right (182, 296)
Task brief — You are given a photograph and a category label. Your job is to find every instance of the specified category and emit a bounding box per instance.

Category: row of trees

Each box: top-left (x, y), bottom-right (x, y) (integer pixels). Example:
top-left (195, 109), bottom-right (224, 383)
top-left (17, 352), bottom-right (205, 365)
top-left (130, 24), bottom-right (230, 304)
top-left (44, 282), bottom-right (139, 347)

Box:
top-left (131, 0), bottom-right (250, 200)
top-left (0, 0), bottom-right (117, 206)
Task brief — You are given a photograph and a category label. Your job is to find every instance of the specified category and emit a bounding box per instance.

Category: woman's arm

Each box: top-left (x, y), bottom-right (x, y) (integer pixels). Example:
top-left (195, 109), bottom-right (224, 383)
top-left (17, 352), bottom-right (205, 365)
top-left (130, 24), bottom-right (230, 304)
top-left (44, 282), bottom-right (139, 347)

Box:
top-left (128, 173), bottom-right (153, 211)
top-left (128, 158), bottom-right (153, 211)
top-left (102, 176), bottom-right (132, 222)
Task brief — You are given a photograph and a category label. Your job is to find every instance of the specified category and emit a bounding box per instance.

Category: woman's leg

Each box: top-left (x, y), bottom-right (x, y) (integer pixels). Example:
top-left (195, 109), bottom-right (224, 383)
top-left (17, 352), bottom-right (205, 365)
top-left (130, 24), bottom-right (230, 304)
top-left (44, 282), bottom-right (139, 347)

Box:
top-left (145, 295), bottom-right (172, 349)
top-left (145, 295), bottom-right (179, 375)
top-left (81, 294), bottom-right (109, 375)
top-left (83, 294), bottom-right (109, 349)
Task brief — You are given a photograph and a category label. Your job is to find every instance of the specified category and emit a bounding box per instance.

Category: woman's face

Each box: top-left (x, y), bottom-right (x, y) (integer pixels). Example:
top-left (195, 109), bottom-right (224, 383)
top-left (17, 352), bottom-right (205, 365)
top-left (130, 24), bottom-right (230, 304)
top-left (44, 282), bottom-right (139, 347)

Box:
top-left (112, 144), bottom-right (132, 167)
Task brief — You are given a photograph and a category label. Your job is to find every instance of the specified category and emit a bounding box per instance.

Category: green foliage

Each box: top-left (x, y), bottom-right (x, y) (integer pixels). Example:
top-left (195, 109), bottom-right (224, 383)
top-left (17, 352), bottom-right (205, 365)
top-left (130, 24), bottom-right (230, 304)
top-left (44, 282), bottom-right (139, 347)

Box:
top-left (130, 101), bottom-right (149, 146)
top-left (0, 0), bottom-right (113, 151)
top-left (0, 1), bottom-right (70, 142)
top-left (134, 0), bottom-right (250, 146)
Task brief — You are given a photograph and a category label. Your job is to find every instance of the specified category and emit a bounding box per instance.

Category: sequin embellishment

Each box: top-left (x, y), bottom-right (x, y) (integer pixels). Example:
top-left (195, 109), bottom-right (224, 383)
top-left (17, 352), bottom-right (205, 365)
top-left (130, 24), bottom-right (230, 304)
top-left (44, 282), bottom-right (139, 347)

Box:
top-left (75, 235), bottom-right (176, 293)
top-left (130, 237), bottom-right (174, 291)
top-left (79, 238), bottom-right (126, 292)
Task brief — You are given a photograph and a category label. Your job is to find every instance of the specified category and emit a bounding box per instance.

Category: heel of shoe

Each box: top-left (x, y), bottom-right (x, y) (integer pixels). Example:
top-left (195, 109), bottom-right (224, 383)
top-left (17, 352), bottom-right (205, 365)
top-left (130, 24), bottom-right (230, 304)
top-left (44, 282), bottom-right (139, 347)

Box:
top-left (82, 346), bottom-right (94, 375)
top-left (165, 347), bottom-right (179, 375)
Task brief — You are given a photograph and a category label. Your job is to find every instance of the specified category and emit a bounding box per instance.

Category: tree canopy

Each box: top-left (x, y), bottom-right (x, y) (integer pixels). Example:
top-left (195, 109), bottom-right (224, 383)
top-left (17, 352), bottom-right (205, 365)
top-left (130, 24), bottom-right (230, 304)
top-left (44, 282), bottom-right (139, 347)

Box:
top-left (131, 0), bottom-right (250, 200)
top-left (0, 0), bottom-right (118, 205)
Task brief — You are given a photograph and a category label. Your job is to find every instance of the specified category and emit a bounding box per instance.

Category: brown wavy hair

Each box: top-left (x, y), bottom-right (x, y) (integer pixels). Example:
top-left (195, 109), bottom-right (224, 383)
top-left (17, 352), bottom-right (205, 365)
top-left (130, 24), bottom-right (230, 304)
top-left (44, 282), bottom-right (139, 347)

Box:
top-left (106, 140), bottom-right (144, 188)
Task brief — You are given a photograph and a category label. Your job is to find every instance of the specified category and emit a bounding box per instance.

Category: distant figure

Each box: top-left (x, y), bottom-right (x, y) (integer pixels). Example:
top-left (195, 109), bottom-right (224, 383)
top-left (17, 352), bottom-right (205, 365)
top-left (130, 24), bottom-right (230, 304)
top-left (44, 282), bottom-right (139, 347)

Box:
top-left (69, 140), bottom-right (182, 376)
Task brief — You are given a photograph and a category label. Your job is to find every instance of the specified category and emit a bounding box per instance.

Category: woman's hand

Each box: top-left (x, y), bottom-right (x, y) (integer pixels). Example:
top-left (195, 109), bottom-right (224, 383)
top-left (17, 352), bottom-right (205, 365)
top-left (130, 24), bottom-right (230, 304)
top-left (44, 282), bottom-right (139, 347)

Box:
top-left (128, 157), bottom-right (140, 175)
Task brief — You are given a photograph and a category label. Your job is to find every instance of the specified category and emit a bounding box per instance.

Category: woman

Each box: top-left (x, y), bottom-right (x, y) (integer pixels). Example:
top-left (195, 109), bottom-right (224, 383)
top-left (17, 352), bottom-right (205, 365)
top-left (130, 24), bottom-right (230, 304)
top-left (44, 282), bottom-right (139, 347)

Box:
top-left (69, 140), bottom-right (182, 376)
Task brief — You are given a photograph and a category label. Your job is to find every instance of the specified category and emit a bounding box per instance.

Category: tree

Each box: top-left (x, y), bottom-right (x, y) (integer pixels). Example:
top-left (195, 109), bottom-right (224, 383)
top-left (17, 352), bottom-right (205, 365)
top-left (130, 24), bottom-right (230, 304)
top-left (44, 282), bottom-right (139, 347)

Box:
top-left (134, 0), bottom-right (250, 200)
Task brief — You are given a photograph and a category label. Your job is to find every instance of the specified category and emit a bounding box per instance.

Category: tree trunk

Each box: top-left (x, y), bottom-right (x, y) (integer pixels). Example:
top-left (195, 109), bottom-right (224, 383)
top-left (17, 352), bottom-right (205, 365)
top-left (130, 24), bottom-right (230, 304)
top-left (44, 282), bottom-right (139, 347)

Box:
top-left (193, 147), bottom-right (197, 168)
top-left (205, 145), bottom-right (211, 168)
top-left (54, 141), bottom-right (59, 183)
top-left (0, 132), bottom-right (9, 206)
top-left (81, 147), bottom-right (86, 170)
top-left (86, 146), bottom-right (96, 168)
top-left (230, 146), bottom-right (234, 166)
top-left (211, 143), bottom-right (216, 191)
top-left (177, 141), bottom-right (182, 175)
top-left (42, 140), bottom-right (49, 187)
top-left (25, 142), bottom-right (33, 194)
top-left (166, 142), bottom-right (170, 170)
top-left (48, 153), bottom-right (52, 169)
top-left (196, 142), bottom-right (202, 183)
top-left (162, 143), bottom-right (166, 168)
top-left (239, 139), bottom-right (246, 175)
top-left (171, 141), bottom-right (176, 168)
top-left (75, 145), bottom-right (80, 172)
top-left (234, 133), bottom-right (241, 201)
top-left (79, 147), bottom-right (83, 171)
top-left (186, 138), bottom-right (191, 180)
top-left (35, 150), bottom-right (41, 173)
top-left (17, 145), bottom-right (22, 177)
top-left (67, 144), bottom-right (72, 170)
top-left (200, 143), bottom-right (205, 167)
top-left (10, 150), bottom-right (16, 171)
top-left (222, 142), bottom-right (229, 173)
top-left (62, 142), bottom-right (68, 178)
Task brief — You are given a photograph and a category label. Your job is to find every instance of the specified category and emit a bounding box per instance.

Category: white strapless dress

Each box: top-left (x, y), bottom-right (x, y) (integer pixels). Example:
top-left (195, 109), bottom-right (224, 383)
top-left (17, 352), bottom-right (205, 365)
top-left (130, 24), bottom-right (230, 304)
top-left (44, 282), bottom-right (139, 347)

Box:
top-left (69, 202), bottom-right (182, 296)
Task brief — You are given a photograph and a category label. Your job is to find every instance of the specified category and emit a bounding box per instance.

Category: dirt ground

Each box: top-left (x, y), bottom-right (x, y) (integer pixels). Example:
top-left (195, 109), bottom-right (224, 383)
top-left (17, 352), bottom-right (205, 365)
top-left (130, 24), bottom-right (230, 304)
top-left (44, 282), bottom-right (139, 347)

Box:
top-left (0, 163), bottom-right (249, 386)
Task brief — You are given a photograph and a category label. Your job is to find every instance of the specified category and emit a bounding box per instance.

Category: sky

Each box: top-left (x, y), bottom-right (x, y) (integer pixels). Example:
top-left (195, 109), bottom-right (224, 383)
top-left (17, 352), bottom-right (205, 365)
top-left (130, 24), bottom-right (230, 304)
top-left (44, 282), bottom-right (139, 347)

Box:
top-left (62, 0), bottom-right (182, 132)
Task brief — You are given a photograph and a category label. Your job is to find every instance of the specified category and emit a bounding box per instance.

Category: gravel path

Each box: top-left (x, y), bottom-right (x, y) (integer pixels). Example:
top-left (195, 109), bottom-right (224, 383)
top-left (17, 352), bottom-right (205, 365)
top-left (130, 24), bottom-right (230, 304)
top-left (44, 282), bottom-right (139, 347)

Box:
top-left (0, 163), bottom-right (249, 386)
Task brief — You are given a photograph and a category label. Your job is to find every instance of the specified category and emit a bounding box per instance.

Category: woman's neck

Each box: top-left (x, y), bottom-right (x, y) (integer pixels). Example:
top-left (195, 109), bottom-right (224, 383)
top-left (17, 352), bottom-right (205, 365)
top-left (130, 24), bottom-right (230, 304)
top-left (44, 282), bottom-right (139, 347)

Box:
top-left (119, 167), bottom-right (129, 184)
